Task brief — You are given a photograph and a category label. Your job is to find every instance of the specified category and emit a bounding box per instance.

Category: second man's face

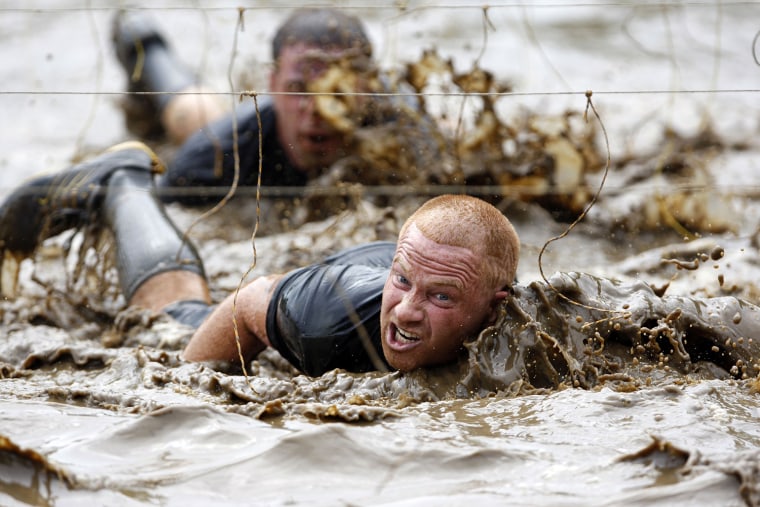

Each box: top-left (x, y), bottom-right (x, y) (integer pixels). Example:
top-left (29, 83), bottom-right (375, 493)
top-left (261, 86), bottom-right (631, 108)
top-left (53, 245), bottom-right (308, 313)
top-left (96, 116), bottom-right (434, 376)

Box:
top-left (270, 43), bottom-right (353, 174)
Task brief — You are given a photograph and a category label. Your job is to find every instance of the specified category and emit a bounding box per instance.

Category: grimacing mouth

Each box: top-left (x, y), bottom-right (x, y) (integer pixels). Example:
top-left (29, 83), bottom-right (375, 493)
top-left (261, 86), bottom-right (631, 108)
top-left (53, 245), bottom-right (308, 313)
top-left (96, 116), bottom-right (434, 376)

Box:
top-left (394, 324), bottom-right (420, 343)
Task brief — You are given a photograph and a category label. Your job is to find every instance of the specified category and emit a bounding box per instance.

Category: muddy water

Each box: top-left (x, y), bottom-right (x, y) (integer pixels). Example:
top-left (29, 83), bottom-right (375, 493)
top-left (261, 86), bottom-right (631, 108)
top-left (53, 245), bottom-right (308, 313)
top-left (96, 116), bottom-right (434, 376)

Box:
top-left (2, 1), bottom-right (760, 506)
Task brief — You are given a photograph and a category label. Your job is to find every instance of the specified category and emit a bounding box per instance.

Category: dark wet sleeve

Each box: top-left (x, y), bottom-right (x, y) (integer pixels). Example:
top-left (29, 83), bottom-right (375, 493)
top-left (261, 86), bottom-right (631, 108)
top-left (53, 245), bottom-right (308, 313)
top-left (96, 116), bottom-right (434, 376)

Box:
top-left (265, 263), bottom-right (390, 376)
top-left (157, 101), bottom-right (272, 205)
top-left (323, 241), bottom-right (396, 268)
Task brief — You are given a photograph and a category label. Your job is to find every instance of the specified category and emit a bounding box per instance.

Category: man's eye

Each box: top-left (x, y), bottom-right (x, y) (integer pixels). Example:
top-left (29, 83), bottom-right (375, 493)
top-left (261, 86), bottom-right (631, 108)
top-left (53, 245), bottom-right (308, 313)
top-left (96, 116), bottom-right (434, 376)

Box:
top-left (286, 82), bottom-right (306, 93)
top-left (435, 293), bottom-right (450, 302)
top-left (396, 274), bottom-right (410, 286)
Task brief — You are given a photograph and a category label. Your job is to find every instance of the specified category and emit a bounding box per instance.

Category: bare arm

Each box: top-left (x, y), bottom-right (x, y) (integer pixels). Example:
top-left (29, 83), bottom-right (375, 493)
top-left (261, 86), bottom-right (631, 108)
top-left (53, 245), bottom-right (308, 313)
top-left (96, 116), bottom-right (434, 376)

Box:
top-left (182, 274), bottom-right (285, 364)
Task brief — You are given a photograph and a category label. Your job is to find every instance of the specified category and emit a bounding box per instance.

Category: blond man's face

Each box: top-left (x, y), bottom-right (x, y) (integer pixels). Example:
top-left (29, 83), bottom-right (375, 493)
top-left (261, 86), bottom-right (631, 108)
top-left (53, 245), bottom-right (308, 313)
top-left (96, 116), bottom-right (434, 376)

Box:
top-left (379, 224), bottom-right (506, 371)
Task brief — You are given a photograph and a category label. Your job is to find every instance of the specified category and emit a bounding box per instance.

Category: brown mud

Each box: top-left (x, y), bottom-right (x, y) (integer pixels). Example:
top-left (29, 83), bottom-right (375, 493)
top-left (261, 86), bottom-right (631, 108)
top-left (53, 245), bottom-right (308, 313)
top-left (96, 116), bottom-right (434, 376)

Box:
top-left (2, 2), bottom-right (760, 506)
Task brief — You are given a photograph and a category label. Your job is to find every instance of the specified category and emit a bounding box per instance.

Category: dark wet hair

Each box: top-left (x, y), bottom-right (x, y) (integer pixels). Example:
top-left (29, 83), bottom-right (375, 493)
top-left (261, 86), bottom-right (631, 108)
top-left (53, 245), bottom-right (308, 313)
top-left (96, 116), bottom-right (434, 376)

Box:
top-left (271, 8), bottom-right (372, 61)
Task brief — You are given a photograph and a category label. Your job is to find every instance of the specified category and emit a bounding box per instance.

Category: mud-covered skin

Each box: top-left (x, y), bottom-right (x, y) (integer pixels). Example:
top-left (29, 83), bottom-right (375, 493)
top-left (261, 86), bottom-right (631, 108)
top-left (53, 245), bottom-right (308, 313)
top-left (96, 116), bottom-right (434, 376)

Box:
top-left (461, 272), bottom-right (760, 396)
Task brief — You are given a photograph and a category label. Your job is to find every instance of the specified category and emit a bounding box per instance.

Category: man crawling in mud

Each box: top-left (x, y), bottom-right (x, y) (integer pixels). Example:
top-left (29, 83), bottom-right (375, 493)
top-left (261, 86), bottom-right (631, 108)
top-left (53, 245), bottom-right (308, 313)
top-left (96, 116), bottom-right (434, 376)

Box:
top-left (0, 143), bottom-right (520, 375)
top-left (113, 7), bottom-right (429, 208)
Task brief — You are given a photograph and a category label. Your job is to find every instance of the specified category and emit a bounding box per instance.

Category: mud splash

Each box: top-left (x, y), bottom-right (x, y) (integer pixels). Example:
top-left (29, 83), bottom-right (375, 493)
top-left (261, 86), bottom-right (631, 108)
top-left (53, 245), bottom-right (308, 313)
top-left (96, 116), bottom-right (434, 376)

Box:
top-left (3, 237), bottom-right (760, 421)
top-left (2, 2), bottom-right (760, 506)
top-left (464, 272), bottom-right (760, 396)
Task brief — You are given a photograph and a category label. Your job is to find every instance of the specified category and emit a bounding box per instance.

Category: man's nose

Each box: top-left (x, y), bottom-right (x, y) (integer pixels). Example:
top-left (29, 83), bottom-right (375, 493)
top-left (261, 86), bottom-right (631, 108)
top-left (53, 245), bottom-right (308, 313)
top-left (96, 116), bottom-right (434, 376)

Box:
top-left (396, 292), bottom-right (424, 322)
top-left (298, 93), bottom-right (317, 115)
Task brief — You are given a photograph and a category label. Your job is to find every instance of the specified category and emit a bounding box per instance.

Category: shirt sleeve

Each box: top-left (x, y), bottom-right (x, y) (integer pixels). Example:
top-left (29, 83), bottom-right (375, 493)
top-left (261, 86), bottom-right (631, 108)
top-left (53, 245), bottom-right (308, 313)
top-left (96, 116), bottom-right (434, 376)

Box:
top-left (157, 101), bottom-right (270, 204)
top-left (265, 261), bottom-right (390, 376)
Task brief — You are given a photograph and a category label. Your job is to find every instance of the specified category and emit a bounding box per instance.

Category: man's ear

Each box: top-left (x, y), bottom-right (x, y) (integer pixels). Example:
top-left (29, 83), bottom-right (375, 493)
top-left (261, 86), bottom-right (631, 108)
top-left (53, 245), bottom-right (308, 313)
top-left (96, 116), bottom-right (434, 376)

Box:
top-left (486, 289), bottom-right (510, 324)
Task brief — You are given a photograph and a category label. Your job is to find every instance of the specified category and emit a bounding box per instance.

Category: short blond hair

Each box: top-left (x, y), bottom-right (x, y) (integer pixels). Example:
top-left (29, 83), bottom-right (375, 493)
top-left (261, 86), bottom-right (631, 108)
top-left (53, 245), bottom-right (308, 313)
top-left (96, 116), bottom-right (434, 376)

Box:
top-left (399, 195), bottom-right (520, 290)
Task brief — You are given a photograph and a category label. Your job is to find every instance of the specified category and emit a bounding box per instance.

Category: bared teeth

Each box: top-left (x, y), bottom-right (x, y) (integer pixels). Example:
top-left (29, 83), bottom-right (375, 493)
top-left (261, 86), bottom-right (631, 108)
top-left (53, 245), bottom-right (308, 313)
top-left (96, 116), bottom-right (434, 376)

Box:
top-left (397, 327), bottom-right (419, 342)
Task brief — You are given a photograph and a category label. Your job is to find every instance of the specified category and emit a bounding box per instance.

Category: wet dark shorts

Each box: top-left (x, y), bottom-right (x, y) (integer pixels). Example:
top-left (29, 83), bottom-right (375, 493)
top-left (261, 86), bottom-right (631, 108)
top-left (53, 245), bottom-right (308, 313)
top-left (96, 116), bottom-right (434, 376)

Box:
top-left (265, 241), bottom-right (396, 376)
top-left (163, 299), bottom-right (215, 329)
